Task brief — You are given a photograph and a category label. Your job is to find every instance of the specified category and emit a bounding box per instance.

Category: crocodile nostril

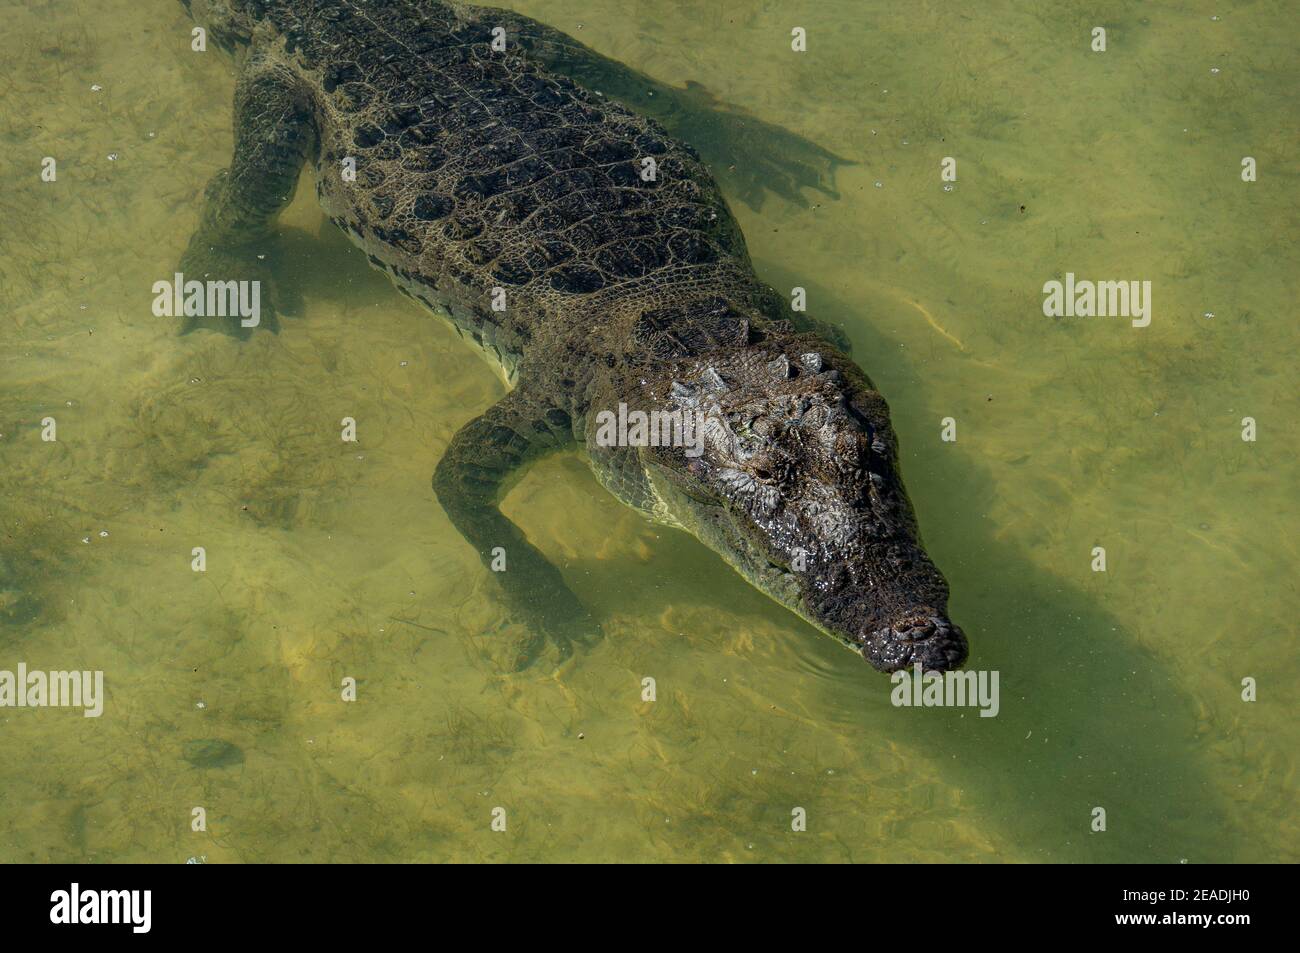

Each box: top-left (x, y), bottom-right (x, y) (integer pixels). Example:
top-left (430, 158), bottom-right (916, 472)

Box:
top-left (858, 615), bottom-right (968, 672)
top-left (909, 621), bottom-right (968, 671)
top-left (894, 617), bottom-right (937, 642)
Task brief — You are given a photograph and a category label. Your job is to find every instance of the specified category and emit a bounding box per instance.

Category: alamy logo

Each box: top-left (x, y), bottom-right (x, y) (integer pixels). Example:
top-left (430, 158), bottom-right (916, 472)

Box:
top-left (593, 403), bottom-right (704, 457)
top-left (0, 664), bottom-right (104, 717)
top-left (1042, 272), bottom-right (1151, 327)
top-left (151, 272), bottom-right (261, 327)
top-left (891, 663), bottom-right (1000, 717)
top-left (50, 884), bottom-right (151, 933)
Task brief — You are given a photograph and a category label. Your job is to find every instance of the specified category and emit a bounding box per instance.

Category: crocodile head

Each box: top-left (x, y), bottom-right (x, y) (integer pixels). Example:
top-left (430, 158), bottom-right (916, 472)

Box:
top-left (638, 344), bottom-right (967, 673)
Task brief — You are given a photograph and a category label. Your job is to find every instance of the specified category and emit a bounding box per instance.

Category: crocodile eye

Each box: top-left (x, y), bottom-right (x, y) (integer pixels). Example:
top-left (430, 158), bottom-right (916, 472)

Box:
top-left (749, 452), bottom-right (792, 486)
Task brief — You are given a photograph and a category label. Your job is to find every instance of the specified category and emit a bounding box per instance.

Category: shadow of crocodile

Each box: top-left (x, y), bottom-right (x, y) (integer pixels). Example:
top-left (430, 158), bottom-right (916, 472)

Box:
top-left (694, 260), bottom-right (1239, 862)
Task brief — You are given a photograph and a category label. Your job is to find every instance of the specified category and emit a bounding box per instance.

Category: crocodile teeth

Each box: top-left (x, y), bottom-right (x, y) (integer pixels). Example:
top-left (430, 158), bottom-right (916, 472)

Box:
top-left (766, 355), bottom-right (792, 379)
top-left (701, 367), bottom-right (728, 392)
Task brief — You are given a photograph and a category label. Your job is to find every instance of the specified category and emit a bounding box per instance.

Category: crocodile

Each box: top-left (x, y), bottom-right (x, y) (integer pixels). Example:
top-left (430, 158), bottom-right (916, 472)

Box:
top-left (177, 0), bottom-right (969, 673)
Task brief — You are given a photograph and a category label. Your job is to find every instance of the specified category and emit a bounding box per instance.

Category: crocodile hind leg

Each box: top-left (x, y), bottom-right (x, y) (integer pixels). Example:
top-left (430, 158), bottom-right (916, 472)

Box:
top-left (433, 383), bottom-right (599, 670)
top-left (177, 39), bottom-right (314, 337)
top-left (468, 5), bottom-right (855, 211)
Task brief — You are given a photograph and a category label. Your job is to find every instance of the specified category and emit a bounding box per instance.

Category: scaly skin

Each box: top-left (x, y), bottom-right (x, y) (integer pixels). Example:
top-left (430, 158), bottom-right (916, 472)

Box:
top-left (178, 0), bottom-right (968, 672)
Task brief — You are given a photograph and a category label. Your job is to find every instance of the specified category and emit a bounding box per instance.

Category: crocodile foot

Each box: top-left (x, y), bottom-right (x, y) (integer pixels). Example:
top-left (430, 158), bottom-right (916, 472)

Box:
top-left (489, 600), bottom-right (603, 673)
top-left (174, 236), bottom-right (301, 338)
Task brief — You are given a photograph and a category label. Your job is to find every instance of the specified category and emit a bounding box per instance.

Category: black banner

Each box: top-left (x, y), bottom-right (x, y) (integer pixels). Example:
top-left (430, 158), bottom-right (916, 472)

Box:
top-left (0, 864), bottom-right (1277, 940)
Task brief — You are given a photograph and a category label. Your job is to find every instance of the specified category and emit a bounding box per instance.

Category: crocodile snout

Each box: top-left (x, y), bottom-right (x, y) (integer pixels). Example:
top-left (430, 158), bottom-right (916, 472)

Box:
top-left (860, 614), bottom-right (968, 673)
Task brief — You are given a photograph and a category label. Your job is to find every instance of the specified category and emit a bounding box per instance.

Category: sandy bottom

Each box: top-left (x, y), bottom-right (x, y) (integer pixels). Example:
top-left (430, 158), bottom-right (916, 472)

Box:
top-left (0, 0), bottom-right (1294, 862)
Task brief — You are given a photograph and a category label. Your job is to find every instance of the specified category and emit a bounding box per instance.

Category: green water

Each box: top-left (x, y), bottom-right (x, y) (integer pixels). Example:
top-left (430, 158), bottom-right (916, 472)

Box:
top-left (1, 0), bottom-right (1295, 863)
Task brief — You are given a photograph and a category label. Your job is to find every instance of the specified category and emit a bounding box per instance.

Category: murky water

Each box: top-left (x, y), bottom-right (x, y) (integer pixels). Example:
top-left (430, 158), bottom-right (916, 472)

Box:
top-left (1, 0), bottom-right (1295, 862)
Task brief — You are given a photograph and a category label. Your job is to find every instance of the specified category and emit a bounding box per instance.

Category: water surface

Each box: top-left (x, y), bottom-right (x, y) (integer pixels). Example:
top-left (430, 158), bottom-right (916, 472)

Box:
top-left (0, 0), bottom-right (1295, 862)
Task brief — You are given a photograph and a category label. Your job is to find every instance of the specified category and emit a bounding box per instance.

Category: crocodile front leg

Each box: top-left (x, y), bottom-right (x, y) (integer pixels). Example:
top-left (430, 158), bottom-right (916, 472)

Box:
top-left (433, 382), bottom-right (599, 669)
top-left (467, 4), bottom-right (855, 211)
top-left (177, 38), bottom-right (315, 337)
